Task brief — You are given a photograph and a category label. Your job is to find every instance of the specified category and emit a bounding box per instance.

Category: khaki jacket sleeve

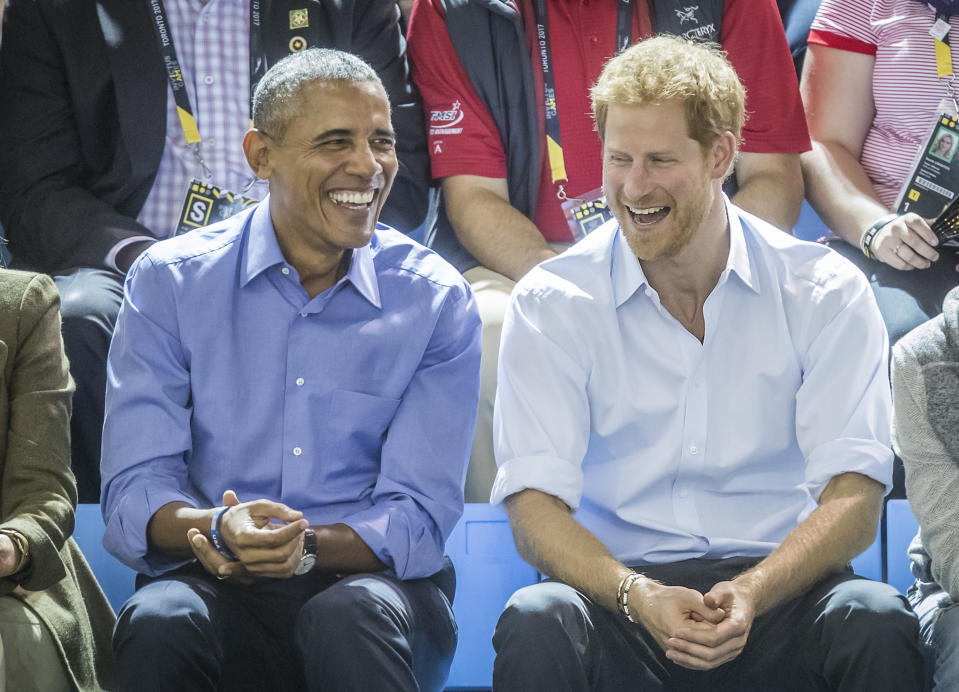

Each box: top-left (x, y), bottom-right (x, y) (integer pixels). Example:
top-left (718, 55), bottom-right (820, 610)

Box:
top-left (0, 273), bottom-right (76, 593)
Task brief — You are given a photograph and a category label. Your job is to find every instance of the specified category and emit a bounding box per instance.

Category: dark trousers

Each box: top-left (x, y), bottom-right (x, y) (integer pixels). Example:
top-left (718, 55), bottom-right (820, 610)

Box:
top-left (493, 557), bottom-right (922, 691)
top-left (113, 560), bottom-right (457, 691)
top-left (52, 267), bottom-right (123, 503)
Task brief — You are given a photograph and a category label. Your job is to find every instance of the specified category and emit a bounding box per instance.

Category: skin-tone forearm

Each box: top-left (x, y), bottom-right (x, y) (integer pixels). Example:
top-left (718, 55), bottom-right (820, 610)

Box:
top-left (728, 471), bottom-right (885, 616)
top-left (732, 152), bottom-right (803, 231)
top-left (504, 488), bottom-right (634, 611)
top-left (312, 523), bottom-right (385, 573)
top-left (801, 142), bottom-right (889, 247)
top-left (147, 501), bottom-right (220, 559)
top-left (149, 494), bottom-right (384, 581)
top-left (442, 175), bottom-right (558, 281)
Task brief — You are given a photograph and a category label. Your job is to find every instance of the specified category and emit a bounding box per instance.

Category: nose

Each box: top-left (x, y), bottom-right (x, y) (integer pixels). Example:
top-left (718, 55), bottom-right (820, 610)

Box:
top-left (345, 141), bottom-right (383, 179)
top-left (622, 162), bottom-right (654, 202)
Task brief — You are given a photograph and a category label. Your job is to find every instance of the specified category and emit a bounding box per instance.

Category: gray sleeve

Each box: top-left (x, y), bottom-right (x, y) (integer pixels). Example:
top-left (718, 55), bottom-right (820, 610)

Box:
top-left (893, 340), bottom-right (959, 599)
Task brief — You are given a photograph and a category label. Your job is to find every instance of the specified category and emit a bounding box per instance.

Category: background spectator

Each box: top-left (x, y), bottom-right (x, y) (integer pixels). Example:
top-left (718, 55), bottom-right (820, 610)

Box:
top-left (801, 0), bottom-right (959, 345)
top-left (892, 285), bottom-right (959, 691)
top-left (0, 270), bottom-right (114, 690)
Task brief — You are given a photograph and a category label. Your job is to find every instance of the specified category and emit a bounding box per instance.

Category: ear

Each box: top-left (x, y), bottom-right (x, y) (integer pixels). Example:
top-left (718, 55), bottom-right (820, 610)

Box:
top-left (243, 129), bottom-right (273, 180)
top-left (706, 131), bottom-right (738, 181)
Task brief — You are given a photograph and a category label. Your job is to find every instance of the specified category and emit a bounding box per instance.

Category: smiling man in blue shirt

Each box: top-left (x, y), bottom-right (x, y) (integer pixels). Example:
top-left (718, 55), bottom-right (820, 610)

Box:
top-left (100, 49), bottom-right (480, 691)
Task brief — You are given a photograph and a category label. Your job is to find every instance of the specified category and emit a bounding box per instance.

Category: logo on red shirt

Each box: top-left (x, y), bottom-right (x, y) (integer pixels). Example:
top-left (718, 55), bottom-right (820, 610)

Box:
top-left (429, 101), bottom-right (464, 135)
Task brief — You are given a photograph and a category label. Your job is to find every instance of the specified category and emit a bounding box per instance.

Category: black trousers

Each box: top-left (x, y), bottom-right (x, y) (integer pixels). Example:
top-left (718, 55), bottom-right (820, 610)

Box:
top-left (113, 560), bottom-right (457, 692)
top-left (52, 267), bottom-right (124, 503)
top-left (493, 557), bottom-right (922, 691)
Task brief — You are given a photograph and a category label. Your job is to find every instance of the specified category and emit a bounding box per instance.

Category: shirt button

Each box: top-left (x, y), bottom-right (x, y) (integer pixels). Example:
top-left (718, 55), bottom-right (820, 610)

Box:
top-left (206, 138), bottom-right (217, 147)
top-left (203, 74), bottom-right (215, 85)
top-left (293, 446), bottom-right (302, 456)
top-left (295, 377), bottom-right (305, 386)
top-left (679, 489), bottom-right (689, 498)
top-left (689, 444), bottom-right (699, 455)
top-left (281, 267), bottom-right (290, 275)
top-left (300, 312), bottom-right (307, 318)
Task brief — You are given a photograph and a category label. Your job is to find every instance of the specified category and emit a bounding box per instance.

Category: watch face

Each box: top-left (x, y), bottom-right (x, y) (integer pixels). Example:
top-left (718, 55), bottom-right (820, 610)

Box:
top-left (295, 553), bottom-right (317, 576)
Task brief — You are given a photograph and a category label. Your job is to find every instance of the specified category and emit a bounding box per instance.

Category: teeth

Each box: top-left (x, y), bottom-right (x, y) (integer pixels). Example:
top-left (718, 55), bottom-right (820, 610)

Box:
top-left (329, 190), bottom-right (375, 205)
top-left (627, 205), bottom-right (665, 215)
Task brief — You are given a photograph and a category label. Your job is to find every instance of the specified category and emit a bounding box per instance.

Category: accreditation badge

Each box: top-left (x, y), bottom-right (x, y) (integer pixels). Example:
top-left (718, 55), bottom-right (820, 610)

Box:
top-left (562, 187), bottom-right (615, 241)
top-left (895, 101), bottom-right (959, 227)
top-left (176, 179), bottom-right (259, 235)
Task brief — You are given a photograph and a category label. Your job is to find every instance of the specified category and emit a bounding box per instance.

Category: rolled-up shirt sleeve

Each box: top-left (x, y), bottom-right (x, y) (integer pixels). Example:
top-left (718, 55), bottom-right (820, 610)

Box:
top-left (100, 253), bottom-right (202, 576)
top-left (491, 280), bottom-right (591, 510)
top-left (794, 259), bottom-right (893, 502)
top-left (343, 282), bottom-right (481, 580)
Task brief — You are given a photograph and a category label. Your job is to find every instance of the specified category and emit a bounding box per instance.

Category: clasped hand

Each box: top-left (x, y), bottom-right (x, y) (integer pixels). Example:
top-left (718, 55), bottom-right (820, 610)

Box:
top-left (636, 579), bottom-right (756, 671)
top-left (187, 490), bottom-right (308, 584)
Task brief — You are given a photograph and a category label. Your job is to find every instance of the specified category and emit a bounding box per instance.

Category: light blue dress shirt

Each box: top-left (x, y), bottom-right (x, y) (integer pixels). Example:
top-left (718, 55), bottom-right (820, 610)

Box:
top-left (491, 199), bottom-right (893, 566)
top-left (102, 198), bottom-right (481, 578)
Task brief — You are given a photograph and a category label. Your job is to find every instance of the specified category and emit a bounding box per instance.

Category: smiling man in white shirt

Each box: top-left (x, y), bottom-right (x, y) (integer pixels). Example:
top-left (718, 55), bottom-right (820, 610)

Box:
top-left (490, 35), bottom-right (922, 691)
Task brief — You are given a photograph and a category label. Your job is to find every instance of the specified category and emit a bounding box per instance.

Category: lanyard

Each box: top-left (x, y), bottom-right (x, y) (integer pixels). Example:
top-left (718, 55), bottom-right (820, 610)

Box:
top-left (933, 11), bottom-right (954, 79)
top-left (532, 0), bottom-right (633, 200)
top-left (149, 1), bottom-right (313, 144)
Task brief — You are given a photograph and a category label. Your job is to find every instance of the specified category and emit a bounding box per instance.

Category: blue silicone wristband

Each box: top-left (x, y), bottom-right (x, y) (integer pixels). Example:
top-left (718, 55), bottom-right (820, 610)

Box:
top-left (210, 506), bottom-right (238, 561)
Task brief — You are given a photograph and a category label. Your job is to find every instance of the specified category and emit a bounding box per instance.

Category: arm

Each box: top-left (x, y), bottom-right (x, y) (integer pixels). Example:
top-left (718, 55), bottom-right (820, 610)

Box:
top-left (726, 471), bottom-right (884, 615)
top-left (664, 471), bottom-right (884, 670)
top-left (732, 152), bottom-right (803, 230)
top-left (443, 175), bottom-right (557, 281)
top-left (893, 337), bottom-right (959, 600)
top-left (801, 44), bottom-right (939, 269)
top-left (0, 1), bottom-right (154, 270)
top-left (350, 0), bottom-right (430, 233)
top-left (0, 274), bottom-right (76, 593)
top-left (339, 280), bottom-right (482, 579)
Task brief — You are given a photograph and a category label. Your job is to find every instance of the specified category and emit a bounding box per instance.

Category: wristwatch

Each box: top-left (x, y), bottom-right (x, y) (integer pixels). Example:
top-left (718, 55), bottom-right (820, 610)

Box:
top-left (294, 528), bottom-right (317, 576)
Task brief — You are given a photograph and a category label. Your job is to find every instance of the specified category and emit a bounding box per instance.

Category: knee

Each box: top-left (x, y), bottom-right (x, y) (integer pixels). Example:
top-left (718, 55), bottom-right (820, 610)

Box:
top-left (296, 576), bottom-right (411, 649)
top-left (494, 582), bottom-right (588, 655)
top-left (822, 580), bottom-right (918, 648)
top-left (114, 582), bottom-right (215, 658)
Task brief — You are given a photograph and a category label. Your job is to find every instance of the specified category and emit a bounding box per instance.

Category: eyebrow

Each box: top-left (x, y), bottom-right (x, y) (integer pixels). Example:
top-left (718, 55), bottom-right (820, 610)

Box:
top-left (311, 127), bottom-right (396, 143)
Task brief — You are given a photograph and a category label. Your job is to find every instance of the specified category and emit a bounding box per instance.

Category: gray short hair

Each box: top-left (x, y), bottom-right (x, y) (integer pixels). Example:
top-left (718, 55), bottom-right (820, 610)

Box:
top-left (252, 48), bottom-right (386, 141)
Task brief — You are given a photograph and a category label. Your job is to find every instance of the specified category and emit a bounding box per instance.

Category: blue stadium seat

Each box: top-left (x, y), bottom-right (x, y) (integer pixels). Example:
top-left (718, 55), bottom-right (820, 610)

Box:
top-left (850, 524), bottom-right (883, 582)
top-left (445, 503), bottom-right (538, 690)
top-left (72, 503), bottom-right (136, 612)
top-left (793, 200), bottom-right (831, 242)
top-left (885, 499), bottom-right (920, 595)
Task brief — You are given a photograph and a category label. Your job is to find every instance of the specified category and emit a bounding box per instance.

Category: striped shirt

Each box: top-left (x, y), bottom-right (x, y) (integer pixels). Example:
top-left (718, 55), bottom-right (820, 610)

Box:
top-left (134, 0), bottom-right (268, 247)
top-left (810, 0), bottom-right (959, 208)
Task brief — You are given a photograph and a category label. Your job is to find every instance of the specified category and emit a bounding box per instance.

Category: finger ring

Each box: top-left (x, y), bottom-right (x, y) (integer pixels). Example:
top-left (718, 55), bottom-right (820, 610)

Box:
top-left (894, 243), bottom-right (904, 257)
top-left (217, 574), bottom-right (228, 581)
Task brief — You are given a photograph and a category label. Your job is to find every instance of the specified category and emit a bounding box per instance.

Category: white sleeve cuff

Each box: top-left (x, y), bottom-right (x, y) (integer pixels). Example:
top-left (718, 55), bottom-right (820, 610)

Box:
top-left (490, 454), bottom-right (585, 510)
top-left (105, 236), bottom-right (155, 273)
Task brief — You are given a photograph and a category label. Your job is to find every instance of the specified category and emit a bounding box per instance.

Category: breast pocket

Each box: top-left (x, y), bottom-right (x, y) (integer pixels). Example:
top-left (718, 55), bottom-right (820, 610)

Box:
top-left (326, 389), bottom-right (402, 469)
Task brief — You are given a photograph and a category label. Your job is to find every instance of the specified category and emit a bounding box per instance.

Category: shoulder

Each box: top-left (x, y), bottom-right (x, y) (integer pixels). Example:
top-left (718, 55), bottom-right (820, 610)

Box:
top-left (0, 270), bottom-right (58, 317)
top-left (134, 214), bottom-right (248, 274)
top-left (742, 210), bottom-right (869, 303)
top-left (895, 287), bottom-right (959, 369)
top-left (370, 226), bottom-right (472, 302)
top-left (514, 223), bottom-right (615, 309)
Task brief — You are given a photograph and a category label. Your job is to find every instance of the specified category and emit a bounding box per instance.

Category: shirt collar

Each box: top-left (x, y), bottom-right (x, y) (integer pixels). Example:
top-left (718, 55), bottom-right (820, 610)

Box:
top-left (345, 240), bottom-right (382, 309)
top-left (611, 195), bottom-right (759, 307)
top-left (241, 197), bottom-right (382, 308)
top-left (723, 197), bottom-right (759, 295)
top-left (242, 197), bottom-right (286, 286)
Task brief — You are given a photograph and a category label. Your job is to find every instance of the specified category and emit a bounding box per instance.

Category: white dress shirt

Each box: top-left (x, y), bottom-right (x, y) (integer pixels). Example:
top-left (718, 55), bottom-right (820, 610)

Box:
top-left (491, 198), bottom-right (893, 566)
